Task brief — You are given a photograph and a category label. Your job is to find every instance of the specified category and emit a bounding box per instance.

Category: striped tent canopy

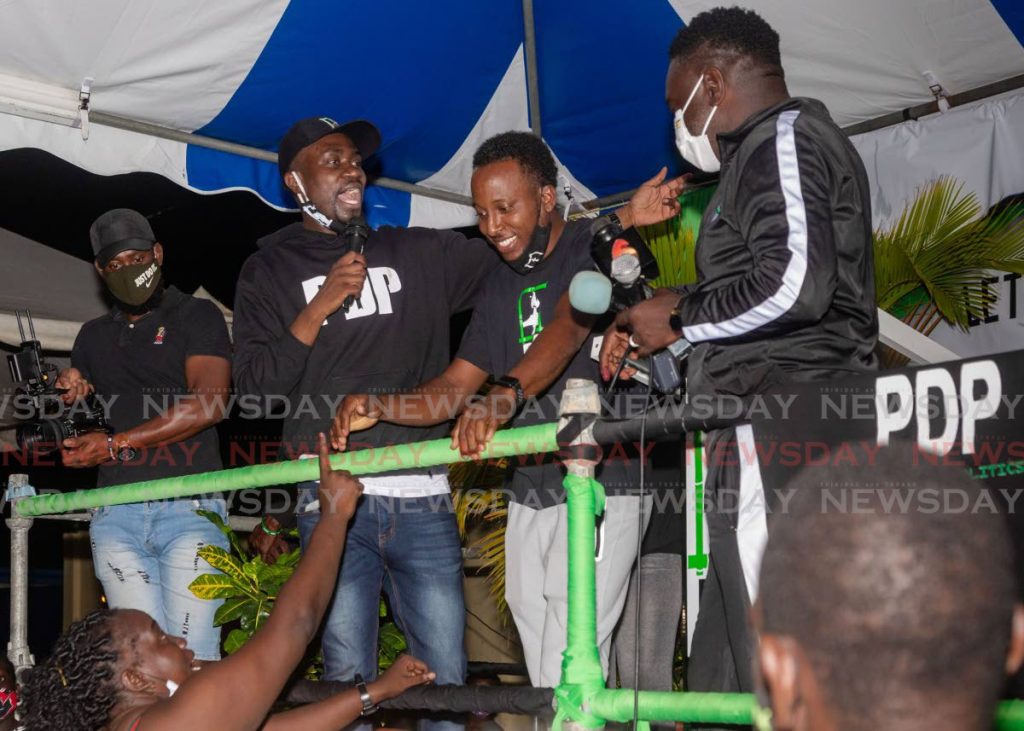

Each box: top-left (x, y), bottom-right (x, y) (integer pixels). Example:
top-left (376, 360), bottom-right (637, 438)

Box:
top-left (0, 0), bottom-right (1020, 229)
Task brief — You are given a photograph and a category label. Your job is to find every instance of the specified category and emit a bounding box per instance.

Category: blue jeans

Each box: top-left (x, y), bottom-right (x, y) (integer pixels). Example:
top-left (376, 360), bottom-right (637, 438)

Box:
top-left (90, 498), bottom-right (229, 660)
top-left (297, 484), bottom-right (467, 730)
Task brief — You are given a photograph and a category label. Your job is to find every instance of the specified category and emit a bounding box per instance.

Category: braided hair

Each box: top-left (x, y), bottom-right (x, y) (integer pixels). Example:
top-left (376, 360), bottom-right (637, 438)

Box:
top-left (20, 609), bottom-right (123, 730)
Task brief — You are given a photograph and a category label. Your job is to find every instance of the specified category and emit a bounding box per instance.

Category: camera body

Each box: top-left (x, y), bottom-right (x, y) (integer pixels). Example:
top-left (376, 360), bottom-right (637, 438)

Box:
top-left (6, 311), bottom-right (110, 454)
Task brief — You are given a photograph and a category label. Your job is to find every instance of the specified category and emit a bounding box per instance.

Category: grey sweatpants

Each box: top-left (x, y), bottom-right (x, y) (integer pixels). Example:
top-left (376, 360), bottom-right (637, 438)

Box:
top-left (504, 495), bottom-right (652, 688)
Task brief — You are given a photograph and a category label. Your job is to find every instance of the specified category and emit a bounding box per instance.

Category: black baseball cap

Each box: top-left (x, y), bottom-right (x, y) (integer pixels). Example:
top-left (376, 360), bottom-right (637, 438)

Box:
top-left (277, 117), bottom-right (381, 177)
top-left (90, 209), bottom-right (156, 265)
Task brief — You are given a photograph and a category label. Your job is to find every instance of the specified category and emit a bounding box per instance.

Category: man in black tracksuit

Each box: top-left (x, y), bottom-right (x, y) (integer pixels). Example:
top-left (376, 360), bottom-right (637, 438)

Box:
top-left (601, 8), bottom-right (878, 696)
top-left (232, 117), bottom-right (498, 731)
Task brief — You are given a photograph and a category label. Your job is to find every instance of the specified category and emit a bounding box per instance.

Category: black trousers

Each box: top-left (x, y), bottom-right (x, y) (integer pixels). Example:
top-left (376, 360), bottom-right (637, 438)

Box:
top-left (687, 425), bottom-right (771, 695)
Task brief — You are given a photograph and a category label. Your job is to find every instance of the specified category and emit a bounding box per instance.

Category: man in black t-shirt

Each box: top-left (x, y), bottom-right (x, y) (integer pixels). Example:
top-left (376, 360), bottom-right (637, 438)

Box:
top-left (233, 117), bottom-right (499, 731)
top-left (333, 132), bottom-right (684, 687)
top-left (57, 208), bottom-right (232, 661)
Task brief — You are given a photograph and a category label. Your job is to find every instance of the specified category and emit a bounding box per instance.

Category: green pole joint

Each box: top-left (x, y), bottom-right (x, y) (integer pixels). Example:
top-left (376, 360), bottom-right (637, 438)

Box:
top-left (16, 423), bottom-right (559, 517)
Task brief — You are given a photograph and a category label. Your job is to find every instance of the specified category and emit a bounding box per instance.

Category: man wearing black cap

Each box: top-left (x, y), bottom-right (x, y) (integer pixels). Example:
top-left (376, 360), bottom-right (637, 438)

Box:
top-left (55, 208), bottom-right (233, 661)
top-left (232, 117), bottom-right (499, 729)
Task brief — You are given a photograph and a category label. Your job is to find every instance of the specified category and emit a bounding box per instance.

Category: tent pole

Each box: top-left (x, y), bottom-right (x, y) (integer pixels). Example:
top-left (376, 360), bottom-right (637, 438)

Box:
top-left (841, 73), bottom-right (1024, 137)
top-left (88, 111), bottom-right (472, 207)
top-left (522, 0), bottom-right (543, 138)
top-left (585, 74), bottom-right (1024, 211)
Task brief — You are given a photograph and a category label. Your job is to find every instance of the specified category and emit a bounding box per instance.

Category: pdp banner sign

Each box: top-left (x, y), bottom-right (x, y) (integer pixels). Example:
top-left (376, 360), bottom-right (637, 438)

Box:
top-left (749, 349), bottom-right (1024, 559)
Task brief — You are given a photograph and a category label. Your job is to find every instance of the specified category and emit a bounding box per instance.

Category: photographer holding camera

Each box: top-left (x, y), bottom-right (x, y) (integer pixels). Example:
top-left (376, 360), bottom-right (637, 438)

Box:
top-left (600, 8), bottom-right (878, 696)
top-left (56, 208), bottom-right (232, 662)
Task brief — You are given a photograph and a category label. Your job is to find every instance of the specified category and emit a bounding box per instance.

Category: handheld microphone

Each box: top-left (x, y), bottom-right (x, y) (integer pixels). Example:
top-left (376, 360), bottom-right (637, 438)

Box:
top-left (569, 269), bottom-right (691, 394)
top-left (569, 271), bottom-right (614, 314)
top-left (341, 216), bottom-right (370, 312)
top-left (589, 215), bottom-right (659, 280)
top-left (609, 238), bottom-right (649, 307)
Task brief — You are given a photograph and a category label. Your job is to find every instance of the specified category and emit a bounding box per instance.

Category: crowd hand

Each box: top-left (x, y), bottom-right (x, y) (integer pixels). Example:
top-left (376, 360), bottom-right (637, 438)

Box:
top-left (368, 655), bottom-right (436, 701)
top-left (311, 251), bottom-right (367, 315)
top-left (248, 516), bottom-right (291, 565)
top-left (60, 431), bottom-right (112, 468)
top-left (330, 394), bottom-right (381, 451)
top-left (316, 433), bottom-right (363, 522)
top-left (55, 367), bottom-right (93, 405)
top-left (598, 324), bottom-right (638, 382)
top-left (624, 168), bottom-right (689, 227)
top-left (451, 390), bottom-right (517, 460)
top-left (613, 290), bottom-right (682, 357)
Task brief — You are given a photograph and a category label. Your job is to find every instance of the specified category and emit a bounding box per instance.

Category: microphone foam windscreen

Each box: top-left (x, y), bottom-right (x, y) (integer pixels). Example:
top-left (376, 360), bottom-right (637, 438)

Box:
top-left (569, 270), bottom-right (613, 315)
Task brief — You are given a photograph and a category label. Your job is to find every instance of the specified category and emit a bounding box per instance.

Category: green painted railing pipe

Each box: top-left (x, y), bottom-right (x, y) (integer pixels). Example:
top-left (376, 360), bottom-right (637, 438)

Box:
top-left (998, 701), bottom-right (1024, 729)
top-left (589, 689), bottom-right (754, 725)
top-left (15, 423), bottom-right (559, 517)
top-left (585, 691), bottom-right (1024, 728)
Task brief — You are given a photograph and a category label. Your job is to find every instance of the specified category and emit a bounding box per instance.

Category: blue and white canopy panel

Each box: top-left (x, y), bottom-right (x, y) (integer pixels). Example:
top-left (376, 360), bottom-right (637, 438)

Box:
top-left (0, 0), bottom-right (1021, 228)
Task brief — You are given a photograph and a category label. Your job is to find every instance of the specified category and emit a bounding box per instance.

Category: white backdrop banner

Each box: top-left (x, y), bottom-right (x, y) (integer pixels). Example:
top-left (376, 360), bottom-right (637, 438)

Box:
top-left (851, 88), bottom-right (1024, 356)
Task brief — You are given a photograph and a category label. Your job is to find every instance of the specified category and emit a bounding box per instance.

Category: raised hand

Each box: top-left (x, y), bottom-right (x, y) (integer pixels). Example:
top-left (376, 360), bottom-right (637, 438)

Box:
top-left (624, 168), bottom-right (689, 227)
top-left (316, 433), bottom-right (364, 521)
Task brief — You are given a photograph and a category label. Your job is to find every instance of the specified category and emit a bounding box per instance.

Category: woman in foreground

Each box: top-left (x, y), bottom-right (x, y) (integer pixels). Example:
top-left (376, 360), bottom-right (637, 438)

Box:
top-left (20, 435), bottom-right (435, 730)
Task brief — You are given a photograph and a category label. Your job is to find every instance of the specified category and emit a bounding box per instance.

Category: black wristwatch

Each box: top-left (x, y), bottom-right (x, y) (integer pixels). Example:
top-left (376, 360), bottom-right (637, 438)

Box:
top-left (491, 374), bottom-right (526, 410)
top-left (354, 674), bottom-right (377, 716)
top-left (668, 295), bottom-right (686, 335)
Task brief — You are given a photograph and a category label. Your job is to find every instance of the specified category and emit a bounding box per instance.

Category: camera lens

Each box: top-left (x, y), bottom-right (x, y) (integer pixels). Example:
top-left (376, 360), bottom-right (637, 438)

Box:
top-left (15, 418), bottom-right (68, 455)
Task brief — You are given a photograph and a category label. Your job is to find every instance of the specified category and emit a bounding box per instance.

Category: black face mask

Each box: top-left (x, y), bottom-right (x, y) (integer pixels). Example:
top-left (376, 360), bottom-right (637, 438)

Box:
top-left (506, 221), bottom-right (551, 275)
top-left (113, 277), bottom-right (165, 316)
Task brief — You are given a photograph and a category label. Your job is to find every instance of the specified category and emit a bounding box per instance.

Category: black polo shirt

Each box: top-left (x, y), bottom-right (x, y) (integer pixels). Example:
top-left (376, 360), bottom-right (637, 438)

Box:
top-left (71, 286), bottom-right (231, 488)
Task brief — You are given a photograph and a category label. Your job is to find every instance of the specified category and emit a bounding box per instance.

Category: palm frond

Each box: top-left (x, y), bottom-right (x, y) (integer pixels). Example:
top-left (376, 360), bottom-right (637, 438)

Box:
top-left (874, 177), bottom-right (1024, 330)
top-left (450, 460), bottom-right (511, 618)
top-left (641, 183), bottom-right (717, 289)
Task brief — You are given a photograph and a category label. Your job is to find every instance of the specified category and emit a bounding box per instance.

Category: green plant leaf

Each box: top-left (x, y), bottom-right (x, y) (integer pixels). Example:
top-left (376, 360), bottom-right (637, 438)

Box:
top-left (224, 628), bottom-right (250, 655)
top-left (874, 177), bottom-right (1024, 331)
top-left (214, 596), bottom-right (252, 626)
top-left (189, 573), bottom-right (245, 600)
top-left (195, 509), bottom-right (249, 560)
top-left (275, 548), bottom-right (302, 568)
top-left (378, 622), bottom-right (408, 672)
top-left (640, 183), bottom-right (716, 289)
top-left (198, 545), bottom-right (252, 588)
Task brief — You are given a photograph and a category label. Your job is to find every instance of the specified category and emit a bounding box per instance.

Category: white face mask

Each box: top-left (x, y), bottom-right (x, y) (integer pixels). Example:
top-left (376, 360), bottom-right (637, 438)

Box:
top-left (165, 679), bottom-right (179, 697)
top-left (674, 75), bottom-right (720, 173)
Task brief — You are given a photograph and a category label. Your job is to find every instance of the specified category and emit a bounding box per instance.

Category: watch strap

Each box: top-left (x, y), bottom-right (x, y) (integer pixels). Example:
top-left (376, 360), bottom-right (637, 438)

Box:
top-left (492, 375), bottom-right (526, 410)
top-left (669, 295), bottom-right (686, 334)
top-left (354, 674), bottom-right (377, 716)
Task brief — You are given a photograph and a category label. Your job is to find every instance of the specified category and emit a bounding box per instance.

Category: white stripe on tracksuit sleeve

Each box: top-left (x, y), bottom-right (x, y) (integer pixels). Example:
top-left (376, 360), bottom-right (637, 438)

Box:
top-left (681, 110), bottom-right (839, 344)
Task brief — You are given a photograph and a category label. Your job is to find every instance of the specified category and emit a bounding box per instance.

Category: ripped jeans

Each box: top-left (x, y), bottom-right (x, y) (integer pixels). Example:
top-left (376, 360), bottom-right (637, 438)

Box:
top-left (90, 498), bottom-right (229, 660)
